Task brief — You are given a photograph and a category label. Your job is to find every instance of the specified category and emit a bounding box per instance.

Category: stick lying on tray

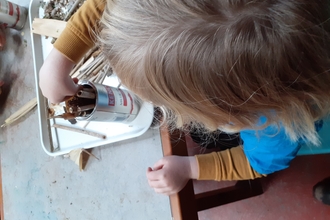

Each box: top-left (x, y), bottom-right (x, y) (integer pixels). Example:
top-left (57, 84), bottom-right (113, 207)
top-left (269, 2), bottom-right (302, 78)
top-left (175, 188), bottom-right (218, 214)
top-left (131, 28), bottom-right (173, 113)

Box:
top-left (52, 123), bottom-right (106, 139)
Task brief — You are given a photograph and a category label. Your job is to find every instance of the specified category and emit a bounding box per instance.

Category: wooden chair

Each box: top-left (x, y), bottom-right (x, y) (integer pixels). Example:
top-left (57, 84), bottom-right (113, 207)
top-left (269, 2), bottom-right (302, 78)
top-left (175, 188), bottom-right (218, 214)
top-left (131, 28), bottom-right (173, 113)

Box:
top-left (160, 127), bottom-right (264, 220)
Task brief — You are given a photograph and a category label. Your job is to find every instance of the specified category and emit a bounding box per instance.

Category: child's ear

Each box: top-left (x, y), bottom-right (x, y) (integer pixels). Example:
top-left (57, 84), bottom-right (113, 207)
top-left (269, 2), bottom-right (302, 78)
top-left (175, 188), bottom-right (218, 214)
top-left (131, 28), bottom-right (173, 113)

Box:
top-left (313, 177), bottom-right (330, 205)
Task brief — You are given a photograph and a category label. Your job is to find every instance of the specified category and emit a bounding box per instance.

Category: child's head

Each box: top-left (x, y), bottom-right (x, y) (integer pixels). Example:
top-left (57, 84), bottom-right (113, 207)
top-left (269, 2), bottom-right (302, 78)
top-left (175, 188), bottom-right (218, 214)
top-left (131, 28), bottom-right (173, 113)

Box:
top-left (99, 0), bottom-right (330, 144)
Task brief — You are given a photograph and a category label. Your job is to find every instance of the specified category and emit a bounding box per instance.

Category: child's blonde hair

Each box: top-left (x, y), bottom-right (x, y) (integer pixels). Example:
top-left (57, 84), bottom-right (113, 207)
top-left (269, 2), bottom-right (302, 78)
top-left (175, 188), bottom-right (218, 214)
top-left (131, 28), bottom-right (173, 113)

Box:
top-left (99, 0), bottom-right (330, 145)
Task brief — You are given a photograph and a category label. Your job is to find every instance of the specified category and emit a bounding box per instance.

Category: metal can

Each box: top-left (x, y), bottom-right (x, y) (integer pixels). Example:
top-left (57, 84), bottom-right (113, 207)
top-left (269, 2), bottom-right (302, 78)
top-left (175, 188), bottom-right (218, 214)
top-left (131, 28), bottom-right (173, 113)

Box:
top-left (76, 82), bottom-right (141, 123)
top-left (0, 0), bottom-right (28, 30)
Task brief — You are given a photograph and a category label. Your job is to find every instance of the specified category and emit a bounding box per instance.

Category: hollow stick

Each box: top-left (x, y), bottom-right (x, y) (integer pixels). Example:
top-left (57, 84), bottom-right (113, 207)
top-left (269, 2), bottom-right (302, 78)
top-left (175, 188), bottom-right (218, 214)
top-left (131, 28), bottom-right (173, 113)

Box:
top-left (69, 47), bottom-right (98, 77)
top-left (95, 71), bottom-right (107, 84)
top-left (77, 104), bottom-right (95, 112)
top-left (71, 57), bottom-right (94, 79)
top-left (52, 124), bottom-right (106, 139)
top-left (76, 90), bottom-right (96, 99)
top-left (82, 56), bottom-right (104, 77)
top-left (92, 62), bottom-right (106, 76)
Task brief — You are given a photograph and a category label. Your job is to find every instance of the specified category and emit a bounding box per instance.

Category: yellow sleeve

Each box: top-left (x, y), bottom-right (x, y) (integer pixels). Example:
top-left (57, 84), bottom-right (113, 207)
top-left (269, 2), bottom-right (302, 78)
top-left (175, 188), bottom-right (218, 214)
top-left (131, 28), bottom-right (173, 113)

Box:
top-left (53, 0), bottom-right (106, 63)
top-left (195, 146), bottom-right (266, 181)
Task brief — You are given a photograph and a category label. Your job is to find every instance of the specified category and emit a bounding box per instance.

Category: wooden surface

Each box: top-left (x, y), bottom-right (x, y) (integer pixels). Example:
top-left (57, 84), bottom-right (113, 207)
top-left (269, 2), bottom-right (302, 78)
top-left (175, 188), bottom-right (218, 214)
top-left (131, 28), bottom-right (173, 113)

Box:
top-left (160, 127), bottom-right (199, 220)
top-left (195, 179), bottom-right (263, 211)
top-left (160, 126), bottom-right (264, 220)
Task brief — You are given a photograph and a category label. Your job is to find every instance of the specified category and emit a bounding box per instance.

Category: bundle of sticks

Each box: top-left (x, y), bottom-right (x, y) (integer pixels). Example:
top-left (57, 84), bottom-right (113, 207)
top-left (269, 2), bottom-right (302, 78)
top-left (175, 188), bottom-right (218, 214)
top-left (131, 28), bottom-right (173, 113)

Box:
top-left (49, 85), bottom-right (96, 120)
top-left (47, 85), bottom-right (108, 140)
top-left (69, 47), bottom-right (113, 84)
top-left (42, 0), bottom-right (86, 43)
top-left (34, 1), bottom-right (113, 84)
top-left (32, 1), bottom-right (114, 127)
top-left (46, 47), bottom-right (113, 121)
top-left (43, 0), bottom-right (84, 21)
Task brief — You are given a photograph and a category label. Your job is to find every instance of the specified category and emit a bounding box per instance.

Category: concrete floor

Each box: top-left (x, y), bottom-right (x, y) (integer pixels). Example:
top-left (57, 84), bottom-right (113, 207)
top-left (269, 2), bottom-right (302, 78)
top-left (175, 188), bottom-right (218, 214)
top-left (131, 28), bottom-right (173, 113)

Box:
top-left (0, 1), bottom-right (172, 219)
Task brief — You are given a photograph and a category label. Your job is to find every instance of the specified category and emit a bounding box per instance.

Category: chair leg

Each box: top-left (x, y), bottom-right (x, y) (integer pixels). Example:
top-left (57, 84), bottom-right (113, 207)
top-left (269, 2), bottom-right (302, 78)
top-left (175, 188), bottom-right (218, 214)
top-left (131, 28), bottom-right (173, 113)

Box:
top-left (170, 180), bottom-right (199, 220)
top-left (195, 179), bottom-right (264, 212)
top-left (236, 179), bottom-right (264, 196)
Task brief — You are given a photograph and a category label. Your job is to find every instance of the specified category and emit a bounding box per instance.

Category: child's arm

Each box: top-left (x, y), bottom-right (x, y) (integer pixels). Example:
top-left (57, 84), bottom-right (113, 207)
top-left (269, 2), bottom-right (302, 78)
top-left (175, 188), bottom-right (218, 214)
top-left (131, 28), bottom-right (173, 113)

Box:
top-left (146, 156), bottom-right (198, 195)
top-left (147, 121), bottom-right (300, 195)
top-left (197, 118), bottom-right (300, 181)
top-left (39, 48), bottom-right (77, 103)
top-left (39, 0), bottom-right (105, 103)
top-left (146, 147), bottom-right (262, 195)
top-left (195, 147), bottom-right (264, 181)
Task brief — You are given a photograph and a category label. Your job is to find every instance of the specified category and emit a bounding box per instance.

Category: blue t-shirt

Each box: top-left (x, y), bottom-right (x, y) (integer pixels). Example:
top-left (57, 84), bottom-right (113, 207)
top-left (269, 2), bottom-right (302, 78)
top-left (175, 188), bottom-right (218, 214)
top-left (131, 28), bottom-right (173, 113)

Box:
top-left (240, 117), bottom-right (323, 175)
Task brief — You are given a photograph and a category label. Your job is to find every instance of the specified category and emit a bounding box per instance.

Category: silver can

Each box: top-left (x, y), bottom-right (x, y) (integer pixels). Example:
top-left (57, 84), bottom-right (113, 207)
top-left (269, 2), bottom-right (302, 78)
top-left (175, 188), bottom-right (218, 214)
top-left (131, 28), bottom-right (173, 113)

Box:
top-left (0, 0), bottom-right (28, 30)
top-left (76, 82), bottom-right (140, 123)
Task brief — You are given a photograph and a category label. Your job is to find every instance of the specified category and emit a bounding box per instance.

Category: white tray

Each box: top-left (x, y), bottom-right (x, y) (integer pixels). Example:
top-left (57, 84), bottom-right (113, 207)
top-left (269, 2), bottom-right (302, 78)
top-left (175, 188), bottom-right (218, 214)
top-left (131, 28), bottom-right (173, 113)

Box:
top-left (29, 0), bottom-right (154, 156)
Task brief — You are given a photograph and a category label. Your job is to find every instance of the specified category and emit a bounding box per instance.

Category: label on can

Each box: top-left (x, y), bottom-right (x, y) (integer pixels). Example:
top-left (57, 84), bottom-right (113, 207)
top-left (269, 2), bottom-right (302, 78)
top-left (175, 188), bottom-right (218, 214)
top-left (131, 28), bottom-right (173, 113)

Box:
top-left (103, 86), bottom-right (135, 115)
top-left (105, 86), bottom-right (116, 106)
top-left (81, 83), bottom-right (140, 123)
top-left (0, 0), bottom-right (27, 30)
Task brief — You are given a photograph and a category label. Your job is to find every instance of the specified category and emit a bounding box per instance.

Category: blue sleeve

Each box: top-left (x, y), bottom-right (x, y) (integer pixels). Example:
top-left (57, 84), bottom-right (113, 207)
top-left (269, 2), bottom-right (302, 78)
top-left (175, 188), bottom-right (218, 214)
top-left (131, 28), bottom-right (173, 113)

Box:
top-left (240, 117), bottom-right (300, 175)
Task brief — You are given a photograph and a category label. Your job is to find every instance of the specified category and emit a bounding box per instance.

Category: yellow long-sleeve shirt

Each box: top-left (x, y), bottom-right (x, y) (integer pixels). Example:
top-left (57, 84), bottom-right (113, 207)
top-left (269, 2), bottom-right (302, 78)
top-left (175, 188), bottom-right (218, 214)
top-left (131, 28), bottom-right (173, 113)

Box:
top-left (53, 0), bottom-right (264, 181)
top-left (54, 0), bottom-right (105, 63)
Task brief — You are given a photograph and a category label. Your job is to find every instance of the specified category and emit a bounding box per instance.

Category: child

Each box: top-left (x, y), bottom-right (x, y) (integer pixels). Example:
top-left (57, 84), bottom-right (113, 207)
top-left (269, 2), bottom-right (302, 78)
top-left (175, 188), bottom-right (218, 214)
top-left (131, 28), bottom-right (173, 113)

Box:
top-left (40, 0), bottom-right (330, 195)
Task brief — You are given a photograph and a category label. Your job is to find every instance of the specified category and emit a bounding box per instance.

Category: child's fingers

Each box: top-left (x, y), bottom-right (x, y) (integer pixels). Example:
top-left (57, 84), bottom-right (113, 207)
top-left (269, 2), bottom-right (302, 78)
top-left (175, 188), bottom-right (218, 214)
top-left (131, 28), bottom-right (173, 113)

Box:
top-left (146, 168), bottom-right (163, 181)
top-left (72, 77), bottom-right (79, 84)
top-left (152, 162), bottom-right (164, 171)
top-left (152, 157), bottom-right (167, 170)
top-left (152, 165), bottom-right (163, 171)
top-left (147, 179), bottom-right (167, 188)
top-left (154, 187), bottom-right (172, 195)
top-left (146, 167), bottom-right (154, 179)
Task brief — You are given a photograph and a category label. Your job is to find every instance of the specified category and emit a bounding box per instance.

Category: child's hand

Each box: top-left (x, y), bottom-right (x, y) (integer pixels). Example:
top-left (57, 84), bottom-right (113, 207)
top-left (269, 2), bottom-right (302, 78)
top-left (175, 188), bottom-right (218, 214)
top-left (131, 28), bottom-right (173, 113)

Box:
top-left (146, 156), bottom-right (198, 195)
top-left (39, 48), bottom-right (79, 103)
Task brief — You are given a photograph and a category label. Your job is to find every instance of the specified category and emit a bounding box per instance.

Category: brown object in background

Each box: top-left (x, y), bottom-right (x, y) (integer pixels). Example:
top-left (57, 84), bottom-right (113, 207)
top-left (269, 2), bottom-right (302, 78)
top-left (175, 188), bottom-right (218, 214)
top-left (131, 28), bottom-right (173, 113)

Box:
top-left (0, 81), bottom-right (4, 95)
top-left (68, 148), bottom-right (99, 171)
top-left (81, 149), bottom-right (93, 171)
top-left (0, 25), bottom-right (6, 51)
